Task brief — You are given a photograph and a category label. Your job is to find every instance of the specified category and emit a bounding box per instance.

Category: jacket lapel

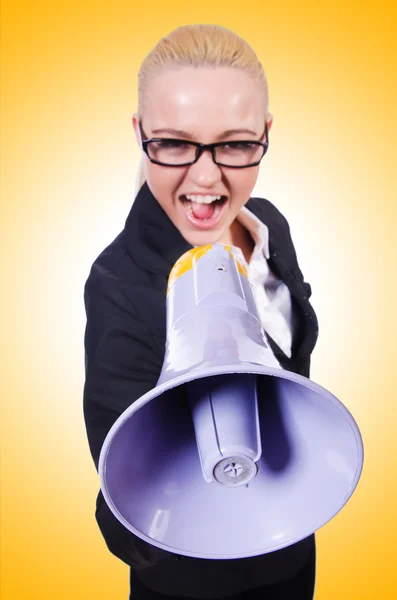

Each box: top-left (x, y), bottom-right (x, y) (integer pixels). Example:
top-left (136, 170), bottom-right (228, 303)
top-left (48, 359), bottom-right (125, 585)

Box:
top-left (245, 197), bottom-right (319, 371)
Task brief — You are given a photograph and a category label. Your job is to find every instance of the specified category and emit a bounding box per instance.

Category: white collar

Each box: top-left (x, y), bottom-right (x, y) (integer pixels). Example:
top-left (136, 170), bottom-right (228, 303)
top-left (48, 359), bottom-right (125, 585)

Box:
top-left (237, 206), bottom-right (270, 260)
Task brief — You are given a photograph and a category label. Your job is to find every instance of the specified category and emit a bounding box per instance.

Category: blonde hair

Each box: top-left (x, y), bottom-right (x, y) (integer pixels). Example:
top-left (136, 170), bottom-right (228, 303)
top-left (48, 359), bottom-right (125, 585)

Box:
top-left (134, 24), bottom-right (269, 196)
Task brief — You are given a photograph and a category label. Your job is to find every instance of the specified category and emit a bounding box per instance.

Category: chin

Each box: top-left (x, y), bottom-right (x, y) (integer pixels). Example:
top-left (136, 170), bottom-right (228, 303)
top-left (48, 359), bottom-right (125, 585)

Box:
top-left (182, 227), bottom-right (227, 248)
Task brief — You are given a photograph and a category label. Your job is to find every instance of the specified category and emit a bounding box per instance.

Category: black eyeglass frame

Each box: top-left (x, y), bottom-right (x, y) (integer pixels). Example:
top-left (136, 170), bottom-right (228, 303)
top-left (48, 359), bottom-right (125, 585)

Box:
top-left (138, 122), bottom-right (269, 168)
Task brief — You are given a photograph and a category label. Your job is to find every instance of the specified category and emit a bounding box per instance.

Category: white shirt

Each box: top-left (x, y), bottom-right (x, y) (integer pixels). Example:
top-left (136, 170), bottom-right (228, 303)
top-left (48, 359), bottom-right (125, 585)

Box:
top-left (235, 207), bottom-right (296, 358)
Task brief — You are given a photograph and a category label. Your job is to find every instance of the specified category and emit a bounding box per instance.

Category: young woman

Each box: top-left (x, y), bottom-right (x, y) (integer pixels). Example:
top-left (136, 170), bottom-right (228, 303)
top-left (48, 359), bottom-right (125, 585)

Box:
top-left (83, 24), bottom-right (318, 600)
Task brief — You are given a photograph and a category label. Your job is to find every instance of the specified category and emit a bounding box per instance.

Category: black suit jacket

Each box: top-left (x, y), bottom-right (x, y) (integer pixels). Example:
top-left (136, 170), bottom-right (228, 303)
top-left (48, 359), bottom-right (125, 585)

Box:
top-left (83, 182), bottom-right (319, 598)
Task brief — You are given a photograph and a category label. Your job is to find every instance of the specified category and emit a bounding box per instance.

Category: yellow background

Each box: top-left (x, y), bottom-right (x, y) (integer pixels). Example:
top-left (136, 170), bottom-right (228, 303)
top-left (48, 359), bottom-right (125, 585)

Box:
top-left (1, 1), bottom-right (396, 598)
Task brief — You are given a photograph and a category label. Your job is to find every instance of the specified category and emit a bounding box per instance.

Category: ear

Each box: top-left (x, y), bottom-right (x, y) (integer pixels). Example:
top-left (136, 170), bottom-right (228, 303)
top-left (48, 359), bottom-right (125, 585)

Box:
top-left (267, 113), bottom-right (273, 131)
top-left (132, 113), bottom-right (142, 147)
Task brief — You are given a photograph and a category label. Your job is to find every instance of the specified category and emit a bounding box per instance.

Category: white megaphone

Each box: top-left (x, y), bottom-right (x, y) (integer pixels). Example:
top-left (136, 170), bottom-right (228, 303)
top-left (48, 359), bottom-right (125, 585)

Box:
top-left (99, 244), bottom-right (364, 560)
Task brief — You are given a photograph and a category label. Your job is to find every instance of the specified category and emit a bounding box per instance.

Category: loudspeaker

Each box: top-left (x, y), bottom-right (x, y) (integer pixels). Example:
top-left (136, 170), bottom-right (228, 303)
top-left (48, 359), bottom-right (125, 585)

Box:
top-left (99, 244), bottom-right (363, 560)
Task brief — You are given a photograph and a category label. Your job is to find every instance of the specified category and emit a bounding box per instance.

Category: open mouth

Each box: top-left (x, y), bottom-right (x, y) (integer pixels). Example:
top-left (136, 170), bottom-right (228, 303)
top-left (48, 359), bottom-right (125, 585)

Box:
top-left (179, 195), bottom-right (228, 229)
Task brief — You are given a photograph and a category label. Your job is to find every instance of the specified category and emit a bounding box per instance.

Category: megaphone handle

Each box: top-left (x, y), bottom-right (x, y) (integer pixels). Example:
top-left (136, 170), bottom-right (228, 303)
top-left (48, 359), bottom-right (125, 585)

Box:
top-left (186, 374), bottom-right (262, 486)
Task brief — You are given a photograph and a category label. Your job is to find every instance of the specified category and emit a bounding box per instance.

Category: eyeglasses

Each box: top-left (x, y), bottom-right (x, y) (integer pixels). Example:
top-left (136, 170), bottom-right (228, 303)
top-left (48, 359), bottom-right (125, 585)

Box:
top-left (139, 122), bottom-right (269, 168)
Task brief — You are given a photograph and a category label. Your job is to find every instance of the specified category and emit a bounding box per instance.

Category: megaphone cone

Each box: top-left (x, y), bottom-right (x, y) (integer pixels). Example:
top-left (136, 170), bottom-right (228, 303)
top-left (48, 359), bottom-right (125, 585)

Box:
top-left (99, 244), bottom-right (363, 560)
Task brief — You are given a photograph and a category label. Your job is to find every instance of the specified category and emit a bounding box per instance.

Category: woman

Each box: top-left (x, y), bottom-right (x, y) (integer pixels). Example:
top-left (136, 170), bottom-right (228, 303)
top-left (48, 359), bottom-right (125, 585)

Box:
top-left (83, 24), bottom-right (318, 599)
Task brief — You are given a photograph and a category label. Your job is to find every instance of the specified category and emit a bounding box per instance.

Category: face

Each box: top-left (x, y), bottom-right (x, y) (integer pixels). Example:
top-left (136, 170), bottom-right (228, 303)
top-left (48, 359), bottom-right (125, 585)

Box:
top-left (132, 66), bottom-right (272, 247)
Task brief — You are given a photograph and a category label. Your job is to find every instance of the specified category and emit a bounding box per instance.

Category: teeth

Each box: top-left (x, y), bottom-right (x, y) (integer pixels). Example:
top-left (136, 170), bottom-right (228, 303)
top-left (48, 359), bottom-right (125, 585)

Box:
top-left (185, 194), bottom-right (221, 204)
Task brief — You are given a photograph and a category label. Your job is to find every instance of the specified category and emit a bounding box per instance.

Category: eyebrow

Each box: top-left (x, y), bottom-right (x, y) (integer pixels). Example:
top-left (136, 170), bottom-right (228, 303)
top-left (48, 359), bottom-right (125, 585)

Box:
top-left (150, 127), bottom-right (258, 139)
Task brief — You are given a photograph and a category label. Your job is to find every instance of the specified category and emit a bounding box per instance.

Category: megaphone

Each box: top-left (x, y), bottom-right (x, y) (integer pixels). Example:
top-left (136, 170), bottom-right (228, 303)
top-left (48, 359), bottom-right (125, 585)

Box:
top-left (99, 244), bottom-right (363, 560)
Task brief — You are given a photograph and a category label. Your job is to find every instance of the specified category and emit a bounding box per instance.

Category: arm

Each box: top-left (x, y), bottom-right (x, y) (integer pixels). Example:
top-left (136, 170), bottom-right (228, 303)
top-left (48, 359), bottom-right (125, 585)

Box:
top-left (83, 268), bottom-right (172, 568)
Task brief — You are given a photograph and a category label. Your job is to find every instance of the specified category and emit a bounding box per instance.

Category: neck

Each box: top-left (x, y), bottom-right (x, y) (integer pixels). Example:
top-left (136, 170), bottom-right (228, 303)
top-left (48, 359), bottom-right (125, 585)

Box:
top-left (218, 219), bottom-right (255, 264)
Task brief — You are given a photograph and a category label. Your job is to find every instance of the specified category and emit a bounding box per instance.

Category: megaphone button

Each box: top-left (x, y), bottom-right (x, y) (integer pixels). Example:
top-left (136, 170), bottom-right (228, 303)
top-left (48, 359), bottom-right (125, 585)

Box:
top-left (213, 456), bottom-right (258, 487)
top-left (224, 461), bottom-right (244, 477)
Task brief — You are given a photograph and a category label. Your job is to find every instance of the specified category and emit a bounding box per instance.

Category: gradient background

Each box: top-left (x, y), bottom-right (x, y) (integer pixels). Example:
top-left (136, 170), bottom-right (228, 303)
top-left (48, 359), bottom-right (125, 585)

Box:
top-left (1, 1), bottom-right (396, 598)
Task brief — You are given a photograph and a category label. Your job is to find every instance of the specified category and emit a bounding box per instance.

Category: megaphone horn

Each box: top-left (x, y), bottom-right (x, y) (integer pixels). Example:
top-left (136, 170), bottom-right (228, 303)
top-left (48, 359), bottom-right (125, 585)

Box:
top-left (99, 244), bottom-right (364, 560)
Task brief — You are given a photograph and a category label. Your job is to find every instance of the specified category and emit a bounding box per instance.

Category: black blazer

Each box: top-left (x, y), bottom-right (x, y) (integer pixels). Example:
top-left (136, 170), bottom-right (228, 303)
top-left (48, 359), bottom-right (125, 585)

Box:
top-left (83, 182), bottom-right (319, 598)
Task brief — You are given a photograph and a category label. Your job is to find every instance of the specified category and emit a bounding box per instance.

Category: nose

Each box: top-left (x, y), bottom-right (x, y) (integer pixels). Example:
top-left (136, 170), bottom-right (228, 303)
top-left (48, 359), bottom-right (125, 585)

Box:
top-left (187, 148), bottom-right (222, 187)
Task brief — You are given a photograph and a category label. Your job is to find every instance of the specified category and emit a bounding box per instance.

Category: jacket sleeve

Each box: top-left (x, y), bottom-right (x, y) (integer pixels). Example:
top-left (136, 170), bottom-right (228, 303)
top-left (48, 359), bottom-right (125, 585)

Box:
top-left (83, 268), bottom-right (173, 568)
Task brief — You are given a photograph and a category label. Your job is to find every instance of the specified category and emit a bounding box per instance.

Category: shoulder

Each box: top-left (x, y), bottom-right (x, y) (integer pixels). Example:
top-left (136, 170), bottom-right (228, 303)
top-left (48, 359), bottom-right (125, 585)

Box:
top-left (84, 230), bottom-right (154, 300)
top-left (84, 229), bottom-right (167, 348)
top-left (245, 195), bottom-right (297, 259)
top-left (83, 232), bottom-right (147, 333)
top-left (246, 195), bottom-right (313, 299)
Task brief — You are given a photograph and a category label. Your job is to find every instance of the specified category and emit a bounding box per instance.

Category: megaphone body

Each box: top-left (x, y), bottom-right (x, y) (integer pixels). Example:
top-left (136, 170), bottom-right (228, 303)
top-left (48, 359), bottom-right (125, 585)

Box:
top-left (99, 244), bottom-right (363, 560)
